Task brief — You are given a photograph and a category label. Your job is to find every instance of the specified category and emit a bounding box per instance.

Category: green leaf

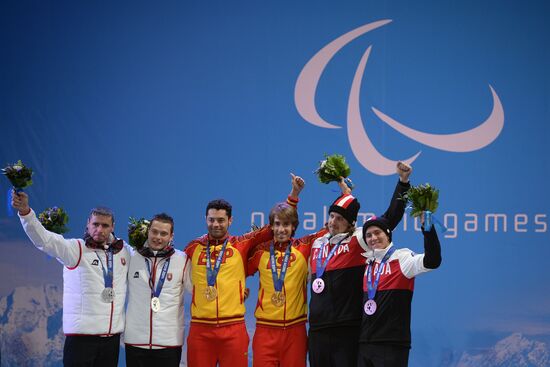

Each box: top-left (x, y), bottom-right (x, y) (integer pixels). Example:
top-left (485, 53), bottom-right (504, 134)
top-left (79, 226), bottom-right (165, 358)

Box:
top-left (314, 154), bottom-right (352, 184)
top-left (128, 217), bottom-right (150, 249)
top-left (38, 207), bottom-right (70, 234)
top-left (403, 182), bottom-right (440, 218)
top-left (2, 160), bottom-right (34, 190)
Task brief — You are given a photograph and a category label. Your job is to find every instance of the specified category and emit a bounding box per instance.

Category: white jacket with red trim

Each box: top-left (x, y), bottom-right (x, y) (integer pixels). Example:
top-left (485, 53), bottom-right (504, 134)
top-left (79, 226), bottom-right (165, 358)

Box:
top-left (124, 249), bottom-right (191, 348)
top-left (18, 209), bottom-right (130, 335)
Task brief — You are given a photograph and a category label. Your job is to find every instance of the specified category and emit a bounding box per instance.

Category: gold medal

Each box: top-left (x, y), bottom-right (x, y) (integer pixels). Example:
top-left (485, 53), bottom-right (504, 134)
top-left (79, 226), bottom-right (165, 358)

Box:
top-left (204, 285), bottom-right (218, 301)
top-left (271, 291), bottom-right (285, 307)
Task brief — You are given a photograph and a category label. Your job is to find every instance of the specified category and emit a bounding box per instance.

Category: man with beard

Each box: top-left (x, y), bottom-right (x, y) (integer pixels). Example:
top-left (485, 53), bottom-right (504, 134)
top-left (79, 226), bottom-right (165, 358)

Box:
top-left (124, 213), bottom-right (191, 366)
top-left (184, 175), bottom-right (304, 367)
top-left (308, 162), bottom-right (412, 367)
top-left (12, 191), bottom-right (130, 367)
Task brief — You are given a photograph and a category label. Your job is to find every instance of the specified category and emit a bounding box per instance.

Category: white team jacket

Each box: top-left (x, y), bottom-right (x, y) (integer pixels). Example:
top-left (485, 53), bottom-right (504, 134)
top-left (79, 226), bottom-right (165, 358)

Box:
top-left (19, 209), bottom-right (130, 335)
top-left (124, 249), bottom-right (191, 348)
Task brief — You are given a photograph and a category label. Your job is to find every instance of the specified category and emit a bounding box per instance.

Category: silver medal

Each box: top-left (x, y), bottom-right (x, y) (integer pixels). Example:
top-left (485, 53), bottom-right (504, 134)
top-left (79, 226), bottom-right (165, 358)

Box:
top-left (364, 299), bottom-right (377, 315)
top-left (312, 278), bottom-right (325, 294)
top-left (101, 287), bottom-right (115, 303)
top-left (151, 297), bottom-right (161, 312)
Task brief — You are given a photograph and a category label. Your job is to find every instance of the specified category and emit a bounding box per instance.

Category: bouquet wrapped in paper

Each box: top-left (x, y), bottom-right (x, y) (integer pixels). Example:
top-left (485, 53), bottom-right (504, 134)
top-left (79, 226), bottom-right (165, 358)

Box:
top-left (2, 160), bottom-right (33, 191)
top-left (38, 207), bottom-right (70, 234)
top-left (401, 183), bottom-right (440, 230)
top-left (128, 217), bottom-right (150, 250)
top-left (314, 154), bottom-right (353, 188)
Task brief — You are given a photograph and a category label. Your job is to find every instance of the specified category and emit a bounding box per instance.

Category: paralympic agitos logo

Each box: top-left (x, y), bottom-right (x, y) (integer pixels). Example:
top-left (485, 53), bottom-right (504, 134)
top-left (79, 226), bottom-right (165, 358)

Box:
top-left (294, 20), bottom-right (505, 175)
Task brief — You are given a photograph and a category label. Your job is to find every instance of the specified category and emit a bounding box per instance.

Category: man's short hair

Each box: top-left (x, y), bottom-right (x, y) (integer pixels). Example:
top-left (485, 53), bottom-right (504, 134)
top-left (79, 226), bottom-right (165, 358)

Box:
top-left (269, 202), bottom-right (299, 231)
top-left (206, 199), bottom-right (232, 218)
top-left (150, 212), bottom-right (174, 234)
top-left (89, 207), bottom-right (115, 225)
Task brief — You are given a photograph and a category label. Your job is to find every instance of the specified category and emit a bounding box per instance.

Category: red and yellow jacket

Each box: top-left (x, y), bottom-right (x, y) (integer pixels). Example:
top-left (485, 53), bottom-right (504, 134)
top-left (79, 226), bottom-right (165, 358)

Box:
top-left (185, 196), bottom-right (298, 326)
top-left (247, 229), bottom-right (326, 328)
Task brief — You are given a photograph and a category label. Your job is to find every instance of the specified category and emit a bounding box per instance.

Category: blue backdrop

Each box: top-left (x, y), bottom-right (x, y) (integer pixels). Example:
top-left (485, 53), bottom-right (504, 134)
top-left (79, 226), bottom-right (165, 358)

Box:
top-left (1, 1), bottom-right (549, 366)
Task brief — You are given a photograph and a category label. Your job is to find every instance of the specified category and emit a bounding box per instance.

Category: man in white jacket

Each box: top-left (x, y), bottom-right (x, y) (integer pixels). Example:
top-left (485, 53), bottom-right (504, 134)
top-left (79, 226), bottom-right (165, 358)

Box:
top-left (124, 213), bottom-right (191, 367)
top-left (12, 191), bottom-right (130, 367)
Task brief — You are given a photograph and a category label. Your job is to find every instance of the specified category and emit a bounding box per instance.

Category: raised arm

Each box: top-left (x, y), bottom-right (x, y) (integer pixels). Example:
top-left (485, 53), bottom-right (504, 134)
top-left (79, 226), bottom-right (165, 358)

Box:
top-left (237, 173), bottom-right (305, 243)
top-left (12, 190), bottom-right (81, 267)
top-left (420, 211), bottom-right (442, 269)
top-left (399, 215), bottom-right (442, 278)
top-left (379, 162), bottom-right (412, 231)
top-left (289, 173), bottom-right (305, 200)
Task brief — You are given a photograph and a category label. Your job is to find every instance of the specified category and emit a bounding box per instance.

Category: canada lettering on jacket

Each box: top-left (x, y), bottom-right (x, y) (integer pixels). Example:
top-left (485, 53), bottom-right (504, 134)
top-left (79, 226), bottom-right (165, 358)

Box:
top-left (197, 248), bottom-right (235, 265)
top-left (312, 243), bottom-right (350, 260)
top-left (369, 262), bottom-right (392, 276)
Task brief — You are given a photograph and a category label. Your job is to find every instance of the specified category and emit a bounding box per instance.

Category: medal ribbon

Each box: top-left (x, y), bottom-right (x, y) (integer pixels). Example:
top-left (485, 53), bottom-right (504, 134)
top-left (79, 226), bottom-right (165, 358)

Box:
top-left (315, 236), bottom-right (348, 278)
top-left (269, 242), bottom-right (292, 292)
top-left (423, 210), bottom-right (447, 232)
top-left (6, 188), bottom-right (23, 217)
top-left (7, 189), bottom-right (14, 217)
top-left (206, 239), bottom-right (228, 286)
top-left (365, 247), bottom-right (397, 300)
top-left (96, 249), bottom-right (114, 289)
top-left (145, 258), bottom-right (171, 298)
top-left (405, 206), bottom-right (447, 233)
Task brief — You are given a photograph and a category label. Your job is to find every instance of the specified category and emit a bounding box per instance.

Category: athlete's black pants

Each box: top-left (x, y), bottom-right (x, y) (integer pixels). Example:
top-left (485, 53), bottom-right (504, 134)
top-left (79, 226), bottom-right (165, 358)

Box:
top-left (63, 334), bottom-right (120, 367)
top-left (357, 343), bottom-right (410, 367)
top-left (125, 345), bottom-right (183, 367)
top-left (308, 325), bottom-right (360, 367)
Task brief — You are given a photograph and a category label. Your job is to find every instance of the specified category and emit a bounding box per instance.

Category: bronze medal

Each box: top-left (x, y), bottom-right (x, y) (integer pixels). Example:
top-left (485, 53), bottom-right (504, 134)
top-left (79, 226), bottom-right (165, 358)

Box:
top-left (204, 285), bottom-right (218, 301)
top-left (271, 291), bottom-right (285, 307)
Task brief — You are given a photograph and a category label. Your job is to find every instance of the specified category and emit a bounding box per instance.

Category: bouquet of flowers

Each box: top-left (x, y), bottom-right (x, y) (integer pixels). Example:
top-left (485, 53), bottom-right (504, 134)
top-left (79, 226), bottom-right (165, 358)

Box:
top-left (314, 154), bottom-right (352, 187)
top-left (2, 160), bottom-right (33, 190)
top-left (128, 217), bottom-right (150, 249)
top-left (401, 183), bottom-right (439, 217)
top-left (38, 207), bottom-right (70, 234)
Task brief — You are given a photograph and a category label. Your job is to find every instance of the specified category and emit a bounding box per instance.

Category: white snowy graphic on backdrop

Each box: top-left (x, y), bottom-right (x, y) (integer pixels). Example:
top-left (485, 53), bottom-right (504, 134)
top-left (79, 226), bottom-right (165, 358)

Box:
top-left (0, 285), bottom-right (64, 367)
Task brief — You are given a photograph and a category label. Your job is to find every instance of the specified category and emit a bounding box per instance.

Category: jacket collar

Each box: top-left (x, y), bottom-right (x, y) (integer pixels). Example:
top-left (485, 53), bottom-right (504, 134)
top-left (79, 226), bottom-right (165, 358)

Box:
top-left (197, 233), bottom-right (231, 246)
top-left (138, 240), bottom-right (175, 258)
top-left (364, 243), bottom-right (395, 262)
top-left (273, 240), bottom-right (294, 252)
top-left (85, 233), bottom-right (124, 254)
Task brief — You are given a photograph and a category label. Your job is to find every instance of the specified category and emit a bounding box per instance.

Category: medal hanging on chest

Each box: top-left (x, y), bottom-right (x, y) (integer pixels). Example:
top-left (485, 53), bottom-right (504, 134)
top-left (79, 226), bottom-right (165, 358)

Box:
top-left (101, 287), bottom-right (114, 303)
top-left (146, 257), bottom-right (171, 312)
top-left (313, 236), bottom-right (347, 294)
top-left (97, 250), bottom-right (115, 303)
top-left (364, 299), bottom-right (377, 315)
top-left (269, 242), bottom-right (292, 307)
top-left (151, 297), bottom-right (161, 312)
top-left (204, 285), bottom-right (218, 301)
top-left (364, 247), bottom-right (396, 315)
top-left (204, 240), bottom-right (228, 301)
top-left (312, 278), bottom-right (325, 294)
top-left (271, 291), bottom-right (285, 307)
